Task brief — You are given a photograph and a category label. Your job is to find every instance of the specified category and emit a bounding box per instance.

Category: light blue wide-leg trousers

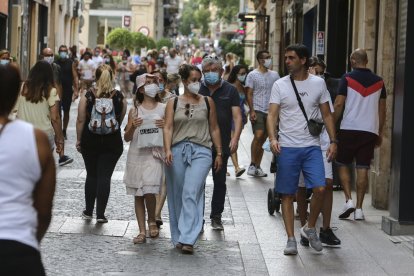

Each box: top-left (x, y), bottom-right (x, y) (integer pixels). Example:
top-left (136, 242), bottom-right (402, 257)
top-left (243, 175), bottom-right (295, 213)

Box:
top-left (166, 141), bottom-right (212, 246)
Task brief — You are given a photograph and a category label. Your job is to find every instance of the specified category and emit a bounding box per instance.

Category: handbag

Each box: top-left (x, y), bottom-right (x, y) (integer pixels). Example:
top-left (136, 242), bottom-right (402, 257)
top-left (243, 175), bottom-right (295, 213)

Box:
top-left (290, 76), bottom-right (324, 136)
top-left (136, 107), bottom-right (164, 148)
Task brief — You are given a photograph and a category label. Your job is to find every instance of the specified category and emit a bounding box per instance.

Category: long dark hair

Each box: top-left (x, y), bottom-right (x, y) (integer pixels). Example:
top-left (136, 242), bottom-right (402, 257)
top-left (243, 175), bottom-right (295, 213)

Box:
top-left (227, 64), bottom-right (248, 84)
top-left (0, 64), bottom-right (21, 116)
top-left (23, 61), bottom-right (55, 103)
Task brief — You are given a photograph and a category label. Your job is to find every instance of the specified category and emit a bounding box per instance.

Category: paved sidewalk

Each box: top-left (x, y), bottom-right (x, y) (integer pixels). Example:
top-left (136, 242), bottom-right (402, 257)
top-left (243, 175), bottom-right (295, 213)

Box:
top-left (41, 98), bottom-right (414, 275)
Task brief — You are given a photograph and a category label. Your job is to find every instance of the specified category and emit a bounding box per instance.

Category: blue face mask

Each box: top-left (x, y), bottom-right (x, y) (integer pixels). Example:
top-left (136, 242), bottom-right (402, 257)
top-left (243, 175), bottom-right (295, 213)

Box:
top-left (204, 72), bottom-right (220, 85)
top-left (59, 52), bottom-right (67, 59)
top-left (0, 59), bottom-right (10, 65)
top-left (159, 83), bottom-right (164, 91)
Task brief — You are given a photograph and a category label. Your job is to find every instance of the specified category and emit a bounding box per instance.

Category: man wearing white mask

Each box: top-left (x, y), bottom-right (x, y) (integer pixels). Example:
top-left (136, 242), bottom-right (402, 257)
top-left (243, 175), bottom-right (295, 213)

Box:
top-left (245, 50), bottom-right (280, 177)
top-left (42, 47), bottom-right (74, 166)
top-left (199, 56), bottom-right (243, 231)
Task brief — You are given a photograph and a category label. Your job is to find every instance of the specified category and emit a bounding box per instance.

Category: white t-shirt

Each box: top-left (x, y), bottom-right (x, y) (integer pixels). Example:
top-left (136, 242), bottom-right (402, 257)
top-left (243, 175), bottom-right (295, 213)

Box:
top-left (319, 99), bottom-right (334, 150)
top-left (92, 55), bottom-right (104, 67)
top-left (245, 69), bottom-right (280, 113)
top-left (165, 55), bottom-right (182, 74)
top-left (78, 59), bottom-right (96, 80)
top-left (269, 74), bottom-right (330, 147)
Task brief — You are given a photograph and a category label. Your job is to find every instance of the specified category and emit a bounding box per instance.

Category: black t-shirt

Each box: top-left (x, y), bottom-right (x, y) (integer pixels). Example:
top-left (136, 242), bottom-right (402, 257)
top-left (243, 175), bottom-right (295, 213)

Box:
top-left (200, 81), bottom-right (240, 155)
top-left (56, 58), bottom-right (74, 88)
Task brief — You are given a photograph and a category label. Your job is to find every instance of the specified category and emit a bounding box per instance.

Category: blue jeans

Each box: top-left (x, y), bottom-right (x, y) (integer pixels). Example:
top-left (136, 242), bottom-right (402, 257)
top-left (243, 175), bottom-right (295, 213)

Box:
top-left (166, 141), bottom-right (212, 246)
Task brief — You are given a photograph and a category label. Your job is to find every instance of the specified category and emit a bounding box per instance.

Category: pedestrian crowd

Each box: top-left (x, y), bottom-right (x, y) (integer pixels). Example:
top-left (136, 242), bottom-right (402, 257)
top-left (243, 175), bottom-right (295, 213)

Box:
top-left (0, 42), bottom-right (386, 273)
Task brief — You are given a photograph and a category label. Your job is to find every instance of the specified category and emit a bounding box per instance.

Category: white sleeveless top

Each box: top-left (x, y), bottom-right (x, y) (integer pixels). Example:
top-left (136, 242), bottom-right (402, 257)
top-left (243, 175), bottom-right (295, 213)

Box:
top-left (0, 120), bottom-right (42, 250)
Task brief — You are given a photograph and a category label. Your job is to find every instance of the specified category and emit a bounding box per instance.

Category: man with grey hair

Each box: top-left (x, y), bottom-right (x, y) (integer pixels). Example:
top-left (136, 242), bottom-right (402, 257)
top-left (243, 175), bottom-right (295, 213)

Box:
top-left (199, 56), bottom-right (243, 230)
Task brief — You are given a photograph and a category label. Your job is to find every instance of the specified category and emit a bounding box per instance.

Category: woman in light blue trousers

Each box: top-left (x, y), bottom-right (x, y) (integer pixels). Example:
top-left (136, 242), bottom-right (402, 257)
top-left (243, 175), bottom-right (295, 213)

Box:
top-left (163, 64), bottom-right (222, 254)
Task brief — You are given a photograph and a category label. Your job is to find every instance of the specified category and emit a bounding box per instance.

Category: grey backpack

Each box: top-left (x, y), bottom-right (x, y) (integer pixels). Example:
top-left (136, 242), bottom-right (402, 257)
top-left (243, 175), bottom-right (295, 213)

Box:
top-left (88, 92), bottom-right (119, 135)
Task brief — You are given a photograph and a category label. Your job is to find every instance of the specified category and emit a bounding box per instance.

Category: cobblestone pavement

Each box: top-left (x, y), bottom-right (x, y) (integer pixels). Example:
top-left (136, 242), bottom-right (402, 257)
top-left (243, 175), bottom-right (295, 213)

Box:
top-left (41, 97), bottom-right (414, 275)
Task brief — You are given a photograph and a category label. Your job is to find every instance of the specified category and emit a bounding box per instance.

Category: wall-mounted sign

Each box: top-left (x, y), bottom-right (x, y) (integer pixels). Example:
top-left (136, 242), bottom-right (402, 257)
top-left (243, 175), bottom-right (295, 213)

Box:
top-left (123, 15), bottom-right (131, 28)
top-left (138, 26), bottom-right (150, 37)
top-left (316, 31), bottom-right (325, 55)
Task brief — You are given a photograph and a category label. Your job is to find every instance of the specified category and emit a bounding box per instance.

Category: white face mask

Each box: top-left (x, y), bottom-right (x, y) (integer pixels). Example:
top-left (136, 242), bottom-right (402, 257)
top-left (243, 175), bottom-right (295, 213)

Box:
top-left (44, 56), bottom-right (54, 64)
top-left (188, 82), bottom-right (200, 95)
top-left (144, 83), bottom-right (159, 98)
top-left (237, 74), bottom-right (246, 82)
top-left (263, 58), bottom-right (272, 69)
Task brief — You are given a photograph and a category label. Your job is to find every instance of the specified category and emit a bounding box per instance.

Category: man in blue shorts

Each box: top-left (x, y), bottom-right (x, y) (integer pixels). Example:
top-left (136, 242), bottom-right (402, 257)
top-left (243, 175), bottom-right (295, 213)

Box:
top-left (267, 44), bottom-right (338, 255)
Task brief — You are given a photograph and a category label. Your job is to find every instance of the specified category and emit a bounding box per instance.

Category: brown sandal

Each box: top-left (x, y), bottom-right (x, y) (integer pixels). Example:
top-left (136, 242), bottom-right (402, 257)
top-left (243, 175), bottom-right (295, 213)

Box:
top-left (133, 233), bottom-right (146, 244)
top-left (148, 222), bottom-right (159, 238)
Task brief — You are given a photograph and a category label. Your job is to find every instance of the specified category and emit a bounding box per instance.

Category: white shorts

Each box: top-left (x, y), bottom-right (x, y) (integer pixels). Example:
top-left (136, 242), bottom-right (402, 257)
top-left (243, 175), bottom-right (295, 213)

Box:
top-left (298, 150), bottom-right (332, 187)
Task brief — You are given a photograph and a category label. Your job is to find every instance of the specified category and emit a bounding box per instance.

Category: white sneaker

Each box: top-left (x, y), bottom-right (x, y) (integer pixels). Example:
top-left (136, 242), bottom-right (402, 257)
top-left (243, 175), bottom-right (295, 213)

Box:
top-left (247, 165), bottom-right (256, 176)
top-left (338, 199), bottom-right (355, 219)
top-left (255, 167), bottom-right (268, 177)
top-left (354, 208), bottom-right (365, 220)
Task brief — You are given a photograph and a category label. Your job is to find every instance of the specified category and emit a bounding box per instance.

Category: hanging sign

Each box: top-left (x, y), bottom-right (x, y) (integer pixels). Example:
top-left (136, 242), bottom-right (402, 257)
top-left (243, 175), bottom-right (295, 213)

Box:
top-left (316, 31), bottom-right (325, 55)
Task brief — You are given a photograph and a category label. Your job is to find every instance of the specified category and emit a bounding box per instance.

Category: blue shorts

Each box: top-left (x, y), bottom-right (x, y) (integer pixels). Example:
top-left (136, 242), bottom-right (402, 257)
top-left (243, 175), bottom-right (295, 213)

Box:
top-left (275, 146), bottom-right (325, 195)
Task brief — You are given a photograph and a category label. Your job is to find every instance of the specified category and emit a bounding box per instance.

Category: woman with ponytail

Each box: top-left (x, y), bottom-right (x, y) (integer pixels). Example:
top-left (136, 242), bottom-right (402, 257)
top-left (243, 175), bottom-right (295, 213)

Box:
top-left (76, 64), bottom-right (127, 223)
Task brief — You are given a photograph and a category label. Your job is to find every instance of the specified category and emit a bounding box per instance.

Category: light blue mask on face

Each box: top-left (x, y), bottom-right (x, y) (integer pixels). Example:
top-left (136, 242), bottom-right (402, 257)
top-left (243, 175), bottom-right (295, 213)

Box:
top-left (204, 72), bottom-right (220, 85)
top-left (59, 52), bottom-right (67, 59)
top-left (159, 83), bottom-right (164, 91)
top-left (0, 59), bottom-right (10, 65)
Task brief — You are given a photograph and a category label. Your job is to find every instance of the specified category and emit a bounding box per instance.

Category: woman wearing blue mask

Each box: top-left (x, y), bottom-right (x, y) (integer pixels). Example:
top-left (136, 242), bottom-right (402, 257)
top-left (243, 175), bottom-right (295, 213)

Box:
top-left (0, 50), bottom-right (13, 66)
top-left (227, 64), bottom-right (249, 177)
top-left (151, 69), bottom-right (177, 228)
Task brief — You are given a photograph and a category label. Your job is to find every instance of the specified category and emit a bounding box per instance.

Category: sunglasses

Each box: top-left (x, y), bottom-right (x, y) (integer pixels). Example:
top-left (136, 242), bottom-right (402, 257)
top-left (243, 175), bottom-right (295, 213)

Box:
top-left (185, 103), bottom-right (194, 119)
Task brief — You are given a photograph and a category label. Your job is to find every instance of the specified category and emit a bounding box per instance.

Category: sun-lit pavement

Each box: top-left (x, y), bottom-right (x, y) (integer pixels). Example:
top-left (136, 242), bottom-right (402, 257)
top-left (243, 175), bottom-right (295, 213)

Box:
top-left (41, 97), bottom-right (414, 275)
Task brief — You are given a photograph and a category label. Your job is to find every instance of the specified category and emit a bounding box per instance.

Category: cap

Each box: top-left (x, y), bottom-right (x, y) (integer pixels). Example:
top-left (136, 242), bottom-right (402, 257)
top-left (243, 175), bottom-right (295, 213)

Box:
top-left (136, 73), bottom-right (156, 90)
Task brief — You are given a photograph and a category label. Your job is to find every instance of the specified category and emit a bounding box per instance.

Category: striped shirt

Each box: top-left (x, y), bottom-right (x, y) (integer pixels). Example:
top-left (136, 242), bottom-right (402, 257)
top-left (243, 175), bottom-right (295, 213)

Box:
top-left (245, 69), bottom-right (280, 113)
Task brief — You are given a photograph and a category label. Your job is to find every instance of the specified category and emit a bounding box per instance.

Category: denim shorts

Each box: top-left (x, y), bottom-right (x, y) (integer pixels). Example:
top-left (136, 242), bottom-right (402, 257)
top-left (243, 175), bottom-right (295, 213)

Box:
top-left (275, 146), bottom-right (325, 195)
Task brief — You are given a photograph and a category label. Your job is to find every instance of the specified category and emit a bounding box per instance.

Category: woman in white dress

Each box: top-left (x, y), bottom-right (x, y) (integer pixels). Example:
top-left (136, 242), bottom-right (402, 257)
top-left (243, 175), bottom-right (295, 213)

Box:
top-left (123, 73), bottom-right (166, 244)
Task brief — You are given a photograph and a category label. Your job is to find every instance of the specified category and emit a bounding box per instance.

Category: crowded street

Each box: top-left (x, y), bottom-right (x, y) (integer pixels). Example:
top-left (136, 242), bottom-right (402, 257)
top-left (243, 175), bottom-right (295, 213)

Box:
top-left (36, 98), bottom-right (413, 275)
top-left (1, 0), bottom-right (414, 275)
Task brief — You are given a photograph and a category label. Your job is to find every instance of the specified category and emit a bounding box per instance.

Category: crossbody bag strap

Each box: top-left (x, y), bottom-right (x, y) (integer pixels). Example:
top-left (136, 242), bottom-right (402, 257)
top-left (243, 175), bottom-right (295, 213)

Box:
top-left (290, 75), bottom-right (309, 123)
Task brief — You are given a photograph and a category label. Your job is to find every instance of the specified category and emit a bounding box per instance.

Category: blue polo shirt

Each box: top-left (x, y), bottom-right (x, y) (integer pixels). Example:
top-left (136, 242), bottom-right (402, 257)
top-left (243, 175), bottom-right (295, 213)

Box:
top-left (200, 81), bottom-right (240, 155)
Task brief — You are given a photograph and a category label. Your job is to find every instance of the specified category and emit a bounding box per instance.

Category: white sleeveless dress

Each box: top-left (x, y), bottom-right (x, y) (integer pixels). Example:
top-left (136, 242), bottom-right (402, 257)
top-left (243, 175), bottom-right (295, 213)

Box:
top-left (123, 103), bottom-right (166, 196)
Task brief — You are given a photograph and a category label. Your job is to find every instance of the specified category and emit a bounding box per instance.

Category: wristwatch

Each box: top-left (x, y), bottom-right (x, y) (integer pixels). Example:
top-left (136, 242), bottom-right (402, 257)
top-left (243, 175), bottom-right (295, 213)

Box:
top-left (330, 139), bottom-right (338, 144)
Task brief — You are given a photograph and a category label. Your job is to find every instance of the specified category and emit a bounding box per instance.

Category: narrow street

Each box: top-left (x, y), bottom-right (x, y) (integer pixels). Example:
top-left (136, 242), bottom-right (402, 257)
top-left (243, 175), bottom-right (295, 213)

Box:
top-left (41, 98), bottom-right (414, 275)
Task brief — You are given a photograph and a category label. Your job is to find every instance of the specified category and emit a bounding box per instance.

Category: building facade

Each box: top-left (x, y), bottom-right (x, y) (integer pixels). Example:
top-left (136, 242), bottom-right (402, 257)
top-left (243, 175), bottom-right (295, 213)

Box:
top-left (2, 0), bottom-right (81, 78)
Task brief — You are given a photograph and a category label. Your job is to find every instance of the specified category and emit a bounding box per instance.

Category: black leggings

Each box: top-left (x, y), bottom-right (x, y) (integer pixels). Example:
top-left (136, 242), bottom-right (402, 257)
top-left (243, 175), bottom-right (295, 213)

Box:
top-left (82, 150), bottom-right (122, 217)
top-left (0, 240), bottom-right (45, 275)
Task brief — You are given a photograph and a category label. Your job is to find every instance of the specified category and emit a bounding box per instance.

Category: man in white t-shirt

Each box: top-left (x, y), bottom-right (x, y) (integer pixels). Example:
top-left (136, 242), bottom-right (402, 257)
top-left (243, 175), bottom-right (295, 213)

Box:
top-left (267, 44), bottom-right (337, 255)
top-left (164, 49), bottom-right (183, 95)
top-left (92, 47), bottom-right (104, 68)
top-left (77, 52), bottom-right (96, 94)
top-left (245, 50), bottom-right (280, 177)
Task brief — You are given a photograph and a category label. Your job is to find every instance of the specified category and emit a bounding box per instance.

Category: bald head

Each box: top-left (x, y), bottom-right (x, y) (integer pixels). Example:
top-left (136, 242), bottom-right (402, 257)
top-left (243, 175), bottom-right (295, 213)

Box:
top-left (350, 48), bottom-right (368, 68)
top-left (42, 48), bottom-right (53, 56)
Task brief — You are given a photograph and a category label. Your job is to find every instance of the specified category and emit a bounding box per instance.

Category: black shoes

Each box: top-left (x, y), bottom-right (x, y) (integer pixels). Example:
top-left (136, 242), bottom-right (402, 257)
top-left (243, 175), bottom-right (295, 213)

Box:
top-left (300, 235), bottom-right (309, 247)
top-left (211, 217), bottom-right (224, 230)
top-left (319, 227), bottom-right (341, 247)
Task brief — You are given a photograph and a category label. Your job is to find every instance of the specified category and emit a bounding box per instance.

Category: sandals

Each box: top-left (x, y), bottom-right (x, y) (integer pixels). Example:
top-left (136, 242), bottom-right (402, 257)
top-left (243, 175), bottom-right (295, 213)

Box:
top-left (133, 233), bottom-right (146, 244)
top-left (235, 167), bottom-right (246, 177)
top-left (148, 222), bottom-right (159, 238)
